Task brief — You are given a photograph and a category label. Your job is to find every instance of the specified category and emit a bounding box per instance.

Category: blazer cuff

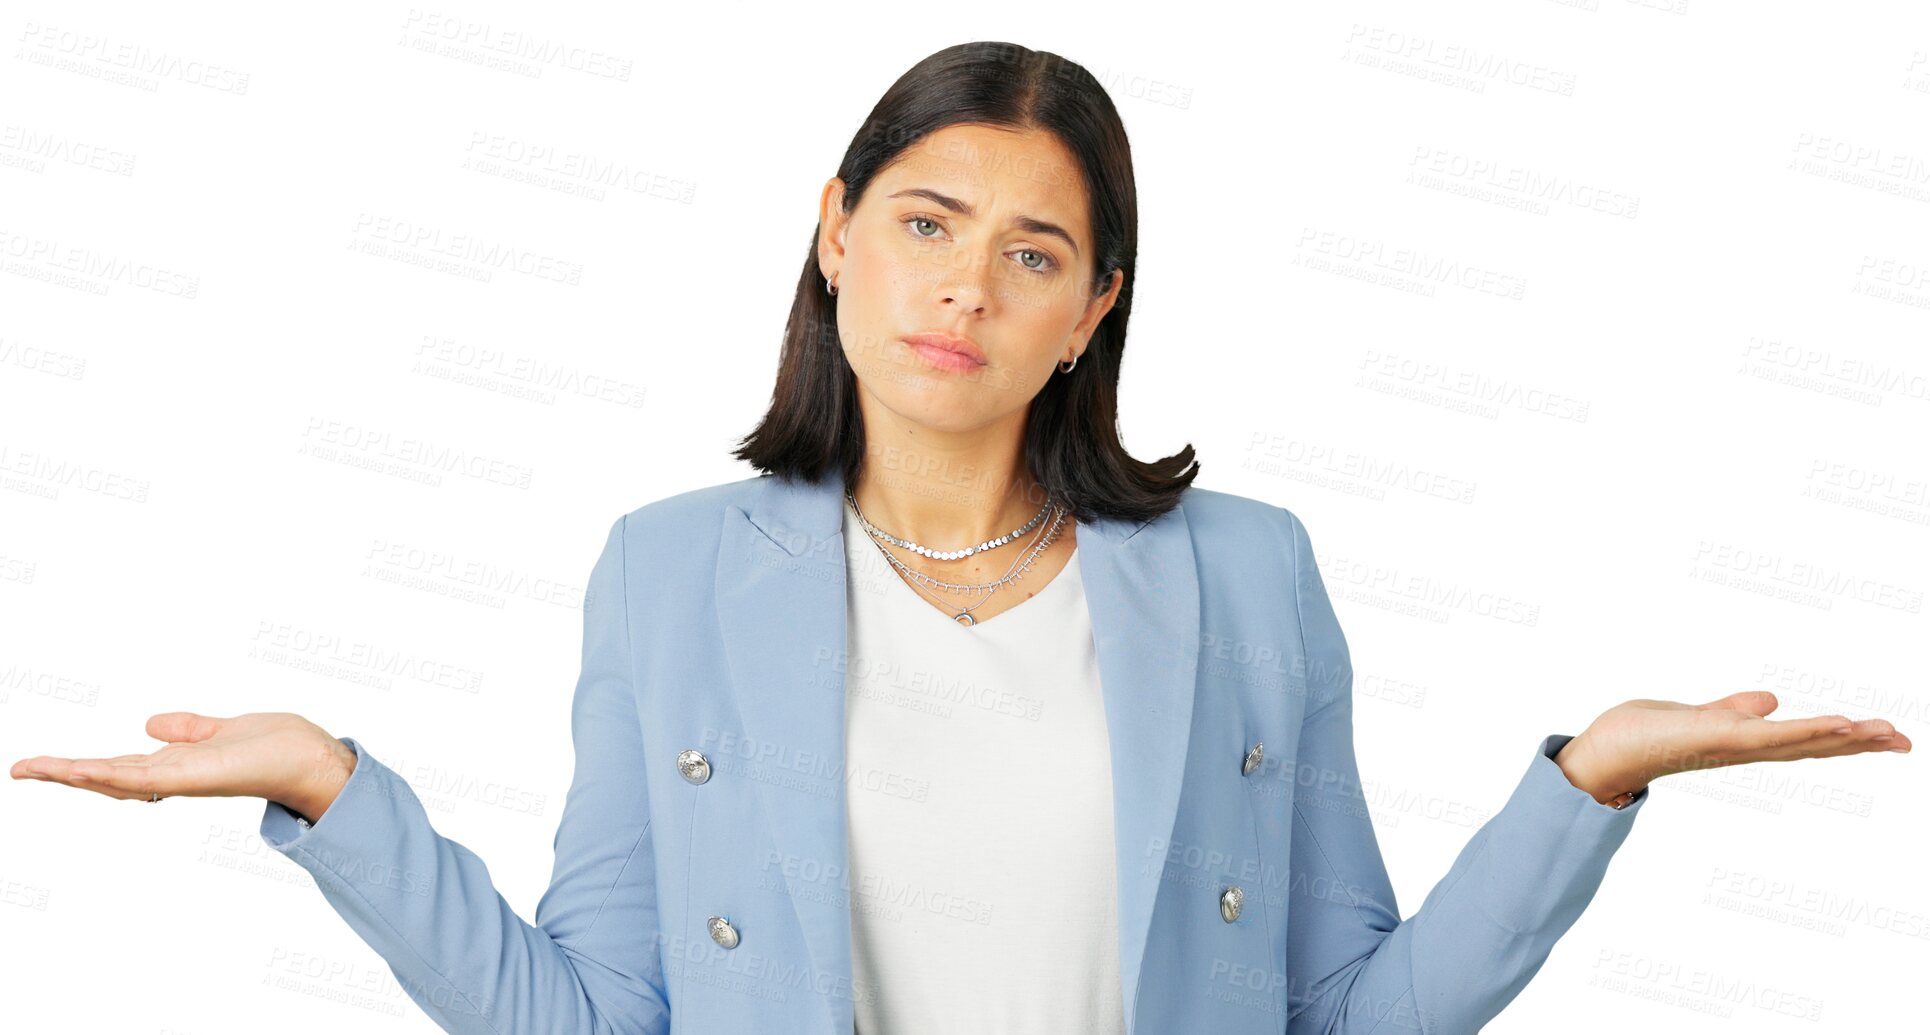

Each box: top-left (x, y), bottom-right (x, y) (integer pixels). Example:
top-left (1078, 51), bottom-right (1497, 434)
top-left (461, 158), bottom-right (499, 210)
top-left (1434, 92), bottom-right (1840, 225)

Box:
top-left (1534, 732), bottom-right (1649, 814)
top-left (259, 736), bottom-right (392, 853)
top-left (1461, 732), bottom-right (1648, 936)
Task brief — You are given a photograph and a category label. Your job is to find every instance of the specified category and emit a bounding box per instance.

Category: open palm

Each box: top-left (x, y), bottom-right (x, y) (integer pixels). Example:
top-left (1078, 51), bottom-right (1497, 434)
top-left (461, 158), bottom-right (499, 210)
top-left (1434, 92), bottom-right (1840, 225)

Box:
top-left (1558, 690), bottom-right (1911, 798)
top-left (9, 711), bottom-right (351, 814)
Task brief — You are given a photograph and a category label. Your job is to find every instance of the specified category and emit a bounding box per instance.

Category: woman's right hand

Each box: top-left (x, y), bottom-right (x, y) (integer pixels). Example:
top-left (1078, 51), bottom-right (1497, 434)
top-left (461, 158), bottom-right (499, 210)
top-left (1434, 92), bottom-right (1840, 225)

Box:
top-left (9, 711), bottom-right (358, 825)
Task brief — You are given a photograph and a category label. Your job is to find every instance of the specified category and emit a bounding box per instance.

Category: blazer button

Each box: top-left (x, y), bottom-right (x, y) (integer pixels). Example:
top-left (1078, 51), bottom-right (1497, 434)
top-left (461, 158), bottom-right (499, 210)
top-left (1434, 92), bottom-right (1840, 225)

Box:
top-left (1220, 885), bottom-right (1244, 923)
top-left (677, 749), bottom-right (712, 785)
top-left (1242, 742), bottom-right (1264, 776)
top-left (707, 915), bottom-right (740, 949)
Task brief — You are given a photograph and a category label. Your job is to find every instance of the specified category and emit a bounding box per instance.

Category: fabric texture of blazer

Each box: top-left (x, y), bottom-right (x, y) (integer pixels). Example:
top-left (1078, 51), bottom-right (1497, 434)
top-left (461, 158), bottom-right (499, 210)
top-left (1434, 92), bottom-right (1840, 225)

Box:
top-left (259, 471), bottom-right (1647, 1034)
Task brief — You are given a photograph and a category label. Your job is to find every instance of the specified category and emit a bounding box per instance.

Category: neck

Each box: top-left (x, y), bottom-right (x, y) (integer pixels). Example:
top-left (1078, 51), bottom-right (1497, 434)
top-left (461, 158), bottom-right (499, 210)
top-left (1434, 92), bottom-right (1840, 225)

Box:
top-left (848, 426), bottom-right (1050, 552)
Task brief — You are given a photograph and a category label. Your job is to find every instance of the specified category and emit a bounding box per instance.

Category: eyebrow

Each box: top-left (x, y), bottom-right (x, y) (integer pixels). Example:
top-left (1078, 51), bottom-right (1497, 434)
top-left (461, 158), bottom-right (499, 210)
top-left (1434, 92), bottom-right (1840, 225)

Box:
top-left (886, 187), bottom-right (1081, 260)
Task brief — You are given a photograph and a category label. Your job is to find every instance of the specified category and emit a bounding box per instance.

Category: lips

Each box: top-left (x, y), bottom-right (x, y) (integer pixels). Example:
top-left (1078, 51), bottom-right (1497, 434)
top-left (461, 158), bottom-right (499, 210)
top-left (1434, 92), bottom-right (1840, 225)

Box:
top-left (901, 333), bottom-right (988, 368)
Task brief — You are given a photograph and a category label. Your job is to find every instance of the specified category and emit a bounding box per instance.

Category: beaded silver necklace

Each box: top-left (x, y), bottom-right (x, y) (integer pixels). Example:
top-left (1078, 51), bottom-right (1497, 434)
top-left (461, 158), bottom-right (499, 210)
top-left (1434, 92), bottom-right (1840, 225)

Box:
top-left (848, 493), bottom-right (1053, 560)
top-left (846, 492), bottom-right (1069, 626)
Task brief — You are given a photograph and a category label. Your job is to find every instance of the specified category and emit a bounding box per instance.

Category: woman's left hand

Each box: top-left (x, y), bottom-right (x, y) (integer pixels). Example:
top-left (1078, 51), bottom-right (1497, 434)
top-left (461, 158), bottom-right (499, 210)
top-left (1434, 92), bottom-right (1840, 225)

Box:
top-left (1553, 691), bottom-right (1911, 804)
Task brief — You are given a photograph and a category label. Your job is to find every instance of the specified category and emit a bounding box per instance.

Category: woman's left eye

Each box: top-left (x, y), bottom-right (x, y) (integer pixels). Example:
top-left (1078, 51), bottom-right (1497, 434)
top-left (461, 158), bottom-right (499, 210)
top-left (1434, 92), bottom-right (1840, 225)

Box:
top-left (1014, 249), bottom-right (1055, 273)
top-left (901, 215), bottom-right (1057, 275)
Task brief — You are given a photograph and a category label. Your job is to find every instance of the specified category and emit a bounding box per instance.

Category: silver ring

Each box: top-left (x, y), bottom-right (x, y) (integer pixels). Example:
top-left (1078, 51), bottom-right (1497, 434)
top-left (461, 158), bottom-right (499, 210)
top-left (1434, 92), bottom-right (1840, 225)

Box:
top-left (146, 792), bottom-right (162, 803)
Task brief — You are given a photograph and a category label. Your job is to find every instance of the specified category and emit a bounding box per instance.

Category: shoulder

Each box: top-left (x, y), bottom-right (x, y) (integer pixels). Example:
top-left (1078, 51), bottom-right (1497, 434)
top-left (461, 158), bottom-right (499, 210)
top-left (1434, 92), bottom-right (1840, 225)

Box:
top-left (595, 475), bottom-right (776, 589)
top-left (1173, 487), bottom-right (1328, 606)
top-left (617, 473), bottom-right (771, 535)
top-left (1174, 485), bottom-right (1305, 548)
top-left (1176, 487), bottom-right (1347, 681)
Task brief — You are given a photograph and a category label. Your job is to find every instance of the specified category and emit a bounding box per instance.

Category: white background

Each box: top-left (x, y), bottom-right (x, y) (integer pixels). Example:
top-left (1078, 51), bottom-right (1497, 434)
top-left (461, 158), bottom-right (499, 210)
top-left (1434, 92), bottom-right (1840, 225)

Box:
top-left (3, 1), bottom-right (1926, 1031)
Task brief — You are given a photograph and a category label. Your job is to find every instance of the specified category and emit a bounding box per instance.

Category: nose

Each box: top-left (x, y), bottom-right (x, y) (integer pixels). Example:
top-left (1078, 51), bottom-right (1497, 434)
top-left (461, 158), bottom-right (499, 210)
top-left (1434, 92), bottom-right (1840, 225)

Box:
top-left (931, 250), bottom-right (994, 314)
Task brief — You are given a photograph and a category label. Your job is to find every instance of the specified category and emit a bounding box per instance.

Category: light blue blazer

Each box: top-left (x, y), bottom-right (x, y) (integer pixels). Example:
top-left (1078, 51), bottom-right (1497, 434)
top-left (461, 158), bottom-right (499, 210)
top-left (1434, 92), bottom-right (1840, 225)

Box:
top-left (260, 472), bottom-right (1647, 1034)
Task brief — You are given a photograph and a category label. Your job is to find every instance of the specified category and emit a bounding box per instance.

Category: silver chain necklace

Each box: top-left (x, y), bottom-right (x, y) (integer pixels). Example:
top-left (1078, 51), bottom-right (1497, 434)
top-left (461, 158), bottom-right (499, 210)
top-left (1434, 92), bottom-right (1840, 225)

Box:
top-left (846, 493), bottom-right (1069, 625)
top-left (870, 509), bottom-right (1067, 625)
top-left (847, 492), bottom-right (1053, 560)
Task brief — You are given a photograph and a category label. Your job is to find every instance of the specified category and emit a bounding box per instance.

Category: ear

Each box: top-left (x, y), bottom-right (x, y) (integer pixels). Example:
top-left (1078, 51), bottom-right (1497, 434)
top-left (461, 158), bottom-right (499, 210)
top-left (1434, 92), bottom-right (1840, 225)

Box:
top-left (1063, 267), bottom-right (1124, 363)
top-left (818, 177), bottom-right (850, 273)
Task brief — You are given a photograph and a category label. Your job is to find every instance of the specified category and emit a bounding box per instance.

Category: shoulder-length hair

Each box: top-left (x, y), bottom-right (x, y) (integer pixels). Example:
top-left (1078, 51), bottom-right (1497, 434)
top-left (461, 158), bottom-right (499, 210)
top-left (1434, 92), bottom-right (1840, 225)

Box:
top-left (732, 40), bottom-right (1198, 526)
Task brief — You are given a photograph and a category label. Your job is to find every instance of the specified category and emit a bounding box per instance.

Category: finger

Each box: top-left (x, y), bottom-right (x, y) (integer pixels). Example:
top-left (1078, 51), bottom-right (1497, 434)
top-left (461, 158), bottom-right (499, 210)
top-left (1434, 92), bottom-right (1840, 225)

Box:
top-left (65, 758), bottom-right (173, 800)
top-left (1727, 718), bottom-right (1902, 763)
top-left (62, 772), bottom-right (162, 801)
top-left (11, 756), bottom-right (165, 800)
top-left (1676, 714), bottom-right (1854, 765)
top-left (12, 752), bottom-right (152, 779)
top-left (1694, 690), bottom-right (1779, 717)
top-left (146, 711), bottom-right (228, 744)
top-left (10, 757), bottom-right (54, 779)
top-left (1748, 732), bottom-right (1910, 762)
top-left (1868, 727), bottom-right (1913, 753)
top-left (10, 755), bottom-right (87, 780)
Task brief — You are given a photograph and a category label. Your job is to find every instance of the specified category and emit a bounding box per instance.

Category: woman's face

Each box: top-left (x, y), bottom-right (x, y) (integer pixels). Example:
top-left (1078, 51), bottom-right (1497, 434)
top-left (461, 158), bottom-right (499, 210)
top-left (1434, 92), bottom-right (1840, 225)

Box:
top-left (819, 122), bottom-right (1123, 436)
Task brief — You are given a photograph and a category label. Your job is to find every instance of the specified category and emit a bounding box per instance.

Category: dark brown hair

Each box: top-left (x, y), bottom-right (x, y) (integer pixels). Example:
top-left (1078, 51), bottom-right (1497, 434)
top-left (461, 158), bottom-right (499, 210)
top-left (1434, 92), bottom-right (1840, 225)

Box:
top-left (731, 41), bottom-right (1198, 525)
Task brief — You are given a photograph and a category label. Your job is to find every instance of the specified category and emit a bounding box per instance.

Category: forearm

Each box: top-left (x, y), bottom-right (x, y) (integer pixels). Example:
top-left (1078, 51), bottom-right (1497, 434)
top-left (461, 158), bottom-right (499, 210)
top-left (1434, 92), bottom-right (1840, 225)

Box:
top-left (1289, 734), bottom-right (1648, 1034)
top-left (260, 736), bottom-right (670, 1034)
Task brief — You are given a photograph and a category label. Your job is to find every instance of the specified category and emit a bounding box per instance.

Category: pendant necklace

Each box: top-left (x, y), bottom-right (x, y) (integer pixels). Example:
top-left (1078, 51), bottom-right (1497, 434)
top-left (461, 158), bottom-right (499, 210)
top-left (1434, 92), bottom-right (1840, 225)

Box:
top-left (847, 492), bottom-right (1068, 625)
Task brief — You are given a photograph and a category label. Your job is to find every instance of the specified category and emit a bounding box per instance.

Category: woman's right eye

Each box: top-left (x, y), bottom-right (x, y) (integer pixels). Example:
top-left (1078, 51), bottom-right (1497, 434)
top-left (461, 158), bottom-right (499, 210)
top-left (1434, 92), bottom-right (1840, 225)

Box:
top-left (904, 215), bottom-right (944, 239)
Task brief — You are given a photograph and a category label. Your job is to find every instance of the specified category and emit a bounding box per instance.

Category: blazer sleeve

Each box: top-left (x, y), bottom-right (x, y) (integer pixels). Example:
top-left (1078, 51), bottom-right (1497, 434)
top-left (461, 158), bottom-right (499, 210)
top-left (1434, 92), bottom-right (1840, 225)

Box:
top-left (1277, 508), bottom-right (1647, 1035)
top-left (257, 513), bottom-right (671, 1035)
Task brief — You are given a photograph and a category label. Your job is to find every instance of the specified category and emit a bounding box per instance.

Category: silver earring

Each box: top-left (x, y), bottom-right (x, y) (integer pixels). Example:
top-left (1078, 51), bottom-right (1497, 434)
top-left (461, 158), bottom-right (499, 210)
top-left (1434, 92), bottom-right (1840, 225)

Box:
top-left (825, 273), bottom-right (838, 296)
top-left (1059, 354), bottom-right (1078, 373)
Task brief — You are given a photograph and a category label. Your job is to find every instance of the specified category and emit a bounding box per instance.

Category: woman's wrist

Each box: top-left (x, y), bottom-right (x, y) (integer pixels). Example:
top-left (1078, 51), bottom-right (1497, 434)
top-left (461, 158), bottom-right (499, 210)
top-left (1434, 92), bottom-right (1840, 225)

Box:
top-left (280, 734), bottom-right (358, 826)
top-left (1553, 735), bottom-right (1645, 806)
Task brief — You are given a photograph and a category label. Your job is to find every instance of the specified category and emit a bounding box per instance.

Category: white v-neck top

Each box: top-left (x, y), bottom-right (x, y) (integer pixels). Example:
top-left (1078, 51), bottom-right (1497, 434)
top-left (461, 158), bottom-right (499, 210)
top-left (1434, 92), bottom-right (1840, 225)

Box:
top-left (840, 500), bottom-right (1126, 1035)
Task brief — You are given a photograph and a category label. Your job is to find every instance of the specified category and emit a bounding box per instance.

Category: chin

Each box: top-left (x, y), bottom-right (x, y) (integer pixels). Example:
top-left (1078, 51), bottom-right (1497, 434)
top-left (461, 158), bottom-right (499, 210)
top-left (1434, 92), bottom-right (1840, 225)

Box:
top-left (874, 387), bottom-right (995, 433)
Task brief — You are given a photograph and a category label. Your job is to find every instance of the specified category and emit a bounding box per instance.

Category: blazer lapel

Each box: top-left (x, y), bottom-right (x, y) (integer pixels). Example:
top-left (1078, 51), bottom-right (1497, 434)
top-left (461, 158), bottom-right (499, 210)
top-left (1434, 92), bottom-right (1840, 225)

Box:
top-left (1078, 495), bottom-right (1202, 1029)
top-left (714, 473), bottom-right (854, 1033)
top-left (713, 474), bottom-right (1201, 1035)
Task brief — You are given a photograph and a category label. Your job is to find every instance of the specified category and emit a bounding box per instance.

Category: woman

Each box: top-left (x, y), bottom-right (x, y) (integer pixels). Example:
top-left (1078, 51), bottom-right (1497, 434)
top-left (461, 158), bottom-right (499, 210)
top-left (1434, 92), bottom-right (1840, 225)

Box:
top-left (11, 41), bottom-right (1910, 1035)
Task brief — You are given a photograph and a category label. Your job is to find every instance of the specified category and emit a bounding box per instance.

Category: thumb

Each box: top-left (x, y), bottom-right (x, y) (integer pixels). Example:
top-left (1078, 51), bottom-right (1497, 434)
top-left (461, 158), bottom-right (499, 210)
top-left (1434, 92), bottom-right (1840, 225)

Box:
top-left (146, 711), bottom-right (228, 744)
top-left (1694, 690), bottom-right (1779, 717)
